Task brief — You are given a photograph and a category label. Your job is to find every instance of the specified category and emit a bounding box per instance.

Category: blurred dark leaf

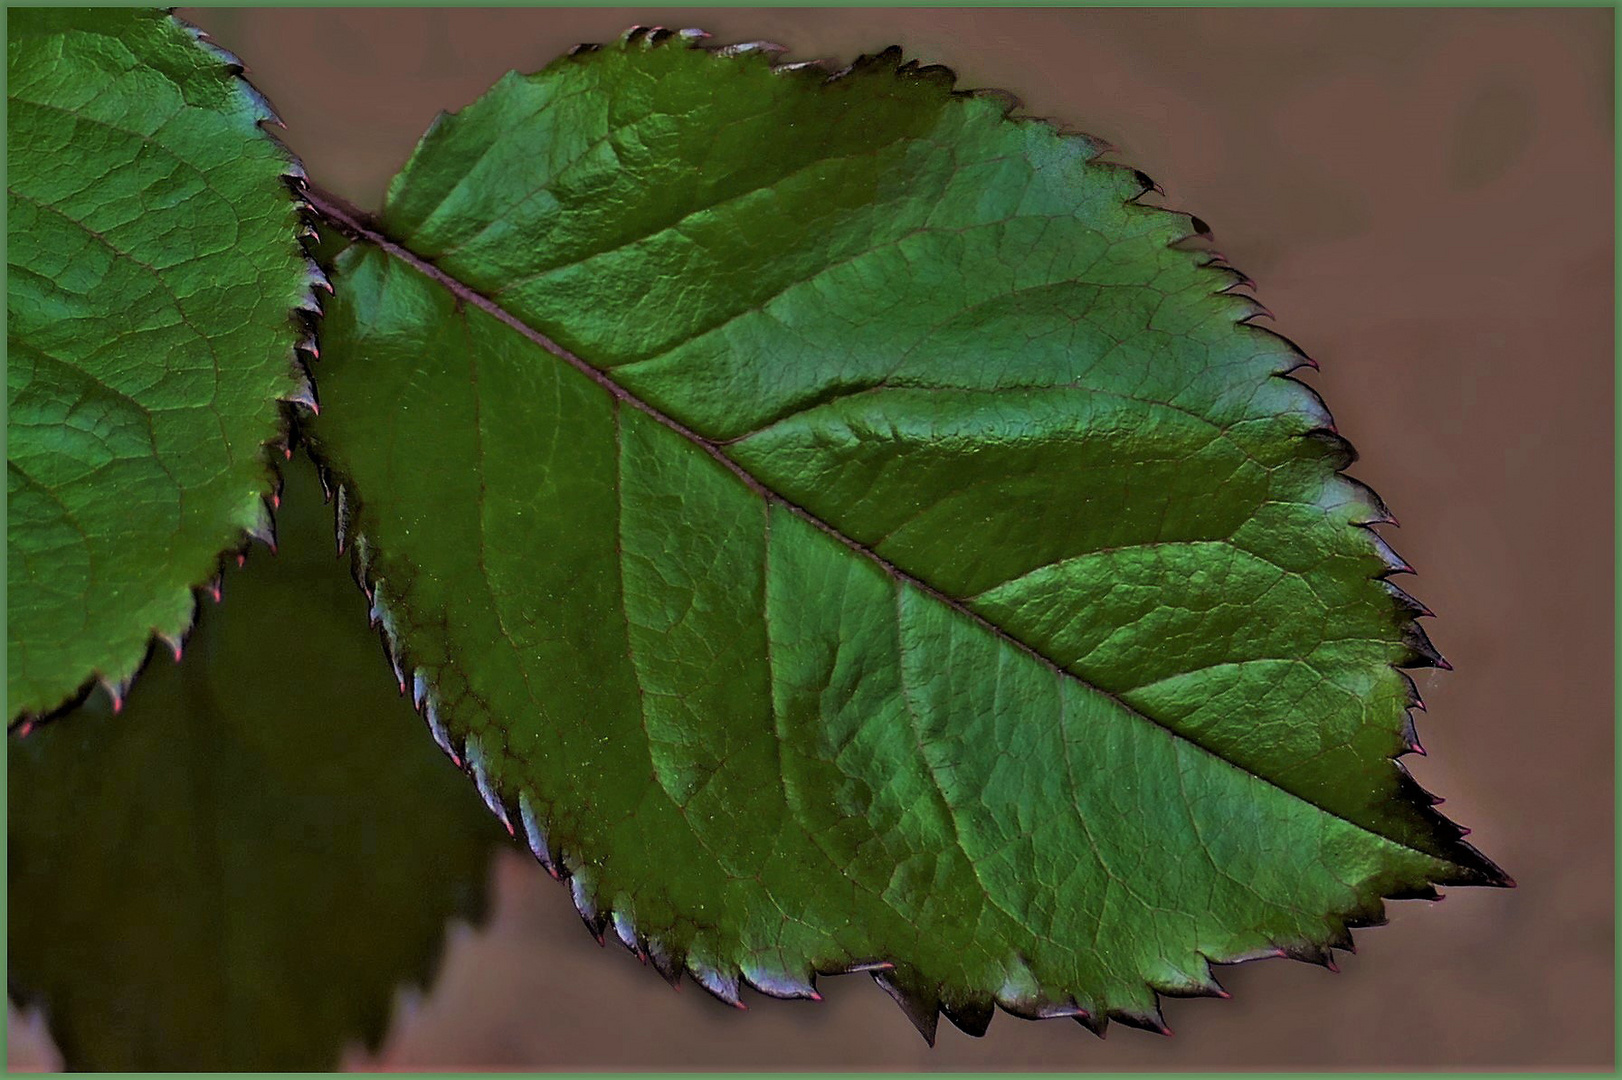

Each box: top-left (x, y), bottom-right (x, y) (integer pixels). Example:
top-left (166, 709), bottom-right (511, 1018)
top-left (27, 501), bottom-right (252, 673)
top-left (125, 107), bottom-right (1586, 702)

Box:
top-left (8, 458), bottom-right (512, 1071)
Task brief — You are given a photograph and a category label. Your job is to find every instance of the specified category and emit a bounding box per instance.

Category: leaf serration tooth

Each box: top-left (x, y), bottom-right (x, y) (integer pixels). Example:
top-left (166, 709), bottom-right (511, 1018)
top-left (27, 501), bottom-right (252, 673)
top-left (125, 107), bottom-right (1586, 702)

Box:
top-left (1111, 1004), bottom-right (1172, 1036)
top-left (1279, 942), bottom-right (1339, 971)
top-left (293, 286), bottom-right (325, 317)
top-left (687, 959), bottom-right (745, 1009)
top-left (365, 576), bottom-right (391, 629)
top-left (740, 963), bottom-right (819, 1001)
top-left (1073, 1010), bottom-right (1109, 1037)
top-left (386, 645), bottom-right (408, 696)
top-left (280, 370), bottom-right (319, 414)
top-left (306, 260), bottom-right (334, 294)
top-left (1383, 581), bottom-right (1434, 619)
top-left (1398, 712), bottom-right (1425, 756)
top-left (465, 738), bottom-right (513, 834)
top-left (1157, 964), bottom-right (1230, 1001)
top-left (235, 78), bottom-right (283, 127)
top-left (422, 697), bottom-right (456, 762)
top-left (1404, 648), bottom-right (1435, 687)
top-left (178, 22), bottom-right (250, 83)
top-left (772, 59), bottom-right (834, 78)
top-left (716, 40), bottom-right (787, 60)
top-left (99, 675), bottom-right (133, 715)
top-left (1361, 526), bottom-right (1413, 575)
top-left (646, 938), bottom-right (684, 988)
top-left (155, 630), bottom-right (186, 664)
top-left (243, 494), bottom-right (278, 554)
top-left (1397, 621), bottom-right (1447, 669)
top-left (569, 874), bottom-right (608, 944)
top-left (1006, 999), bottom-right (1088, 1021)
top-left (611, 911), bottom-right (645, 960)
top-left (517, 792), bottom-right (561, 878)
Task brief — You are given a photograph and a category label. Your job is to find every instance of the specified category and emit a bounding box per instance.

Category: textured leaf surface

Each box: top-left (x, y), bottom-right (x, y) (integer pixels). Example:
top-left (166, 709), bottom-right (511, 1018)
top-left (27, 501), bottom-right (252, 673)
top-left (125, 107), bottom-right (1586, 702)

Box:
top-left (7, 460), bottom-right (509, 1070)
top-left (306, 32), bottom-right (1507, 1038)
top-left (7, 8), bottom-right (318, 720)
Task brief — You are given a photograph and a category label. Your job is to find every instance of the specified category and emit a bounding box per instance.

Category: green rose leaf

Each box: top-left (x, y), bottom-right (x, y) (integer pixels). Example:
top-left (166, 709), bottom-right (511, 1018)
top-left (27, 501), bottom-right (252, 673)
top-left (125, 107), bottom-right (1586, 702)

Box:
top-left (7, 459), bottom-right (510, 1071)
top-left (7, 8), bottom-right (321, 721)
top-left (305, 30), bottom-right (1507, 1041)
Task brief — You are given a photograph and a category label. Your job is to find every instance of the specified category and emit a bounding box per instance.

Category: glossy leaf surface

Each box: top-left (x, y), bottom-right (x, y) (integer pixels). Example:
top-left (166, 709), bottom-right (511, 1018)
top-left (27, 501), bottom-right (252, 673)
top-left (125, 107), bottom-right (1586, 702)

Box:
top-left (307, 33), bottom-right (1506, 1038)
top-left (7, 8), bottom-right (316, 720)
top-left (7, 461), bottom-right (510, 1071)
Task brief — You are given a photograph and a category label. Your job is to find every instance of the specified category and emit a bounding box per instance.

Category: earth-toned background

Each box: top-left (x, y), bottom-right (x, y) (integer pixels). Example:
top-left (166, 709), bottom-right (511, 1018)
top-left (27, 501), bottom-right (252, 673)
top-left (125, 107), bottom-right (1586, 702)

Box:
top-left (9, 6), bottom-right (1613, 1070)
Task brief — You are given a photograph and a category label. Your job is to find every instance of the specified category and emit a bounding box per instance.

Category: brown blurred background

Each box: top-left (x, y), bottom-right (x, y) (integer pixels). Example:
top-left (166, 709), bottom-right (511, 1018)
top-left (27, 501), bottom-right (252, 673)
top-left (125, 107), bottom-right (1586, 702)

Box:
top-left (9, 6), bottom-right (1613, 1070)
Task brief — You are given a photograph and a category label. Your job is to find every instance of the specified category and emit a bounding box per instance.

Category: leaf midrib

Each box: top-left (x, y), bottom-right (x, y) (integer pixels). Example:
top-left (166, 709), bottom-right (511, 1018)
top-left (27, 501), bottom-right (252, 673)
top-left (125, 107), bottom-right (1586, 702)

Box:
top-left (305, 183), bottom-right (1454, 870)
